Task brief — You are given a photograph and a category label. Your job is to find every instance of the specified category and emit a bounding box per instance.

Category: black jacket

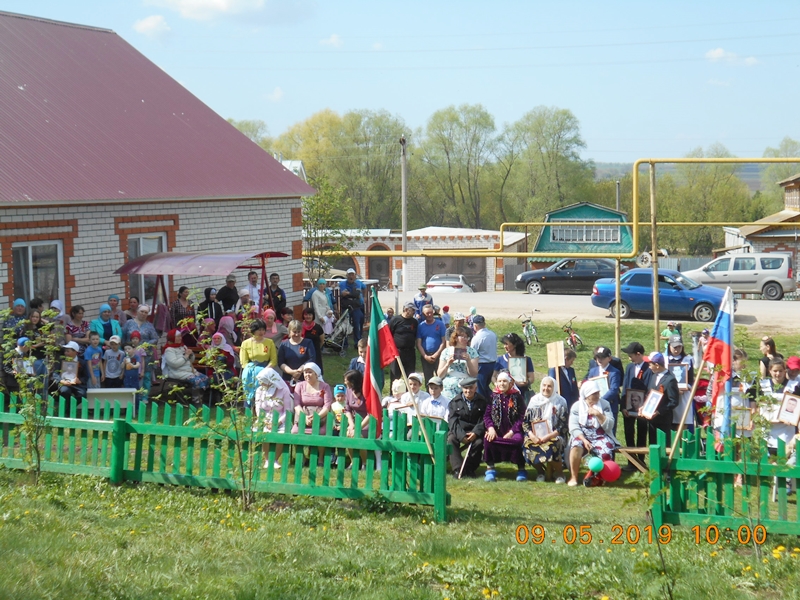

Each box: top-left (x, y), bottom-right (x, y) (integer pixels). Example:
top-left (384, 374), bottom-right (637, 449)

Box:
top-left (388, 315), bottom-right (418, 350)
top-left (198, 288), bottom-right (224, 325)
top-left (647, 370), bottom-right (680, 414)
top-left (216, 285), bottom-right (239, 313)
top-left (447, 391), bottom-right (488, 442)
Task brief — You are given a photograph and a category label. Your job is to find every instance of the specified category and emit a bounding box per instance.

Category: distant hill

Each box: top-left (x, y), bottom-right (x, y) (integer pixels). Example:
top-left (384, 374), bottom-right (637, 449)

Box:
top-left (593, 162), bottom-right (766, 193)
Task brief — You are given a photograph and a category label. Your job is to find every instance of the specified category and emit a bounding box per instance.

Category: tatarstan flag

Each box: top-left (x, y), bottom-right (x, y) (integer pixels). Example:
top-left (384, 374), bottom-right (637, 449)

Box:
top-left (363, 290), bottom-right (399, 432)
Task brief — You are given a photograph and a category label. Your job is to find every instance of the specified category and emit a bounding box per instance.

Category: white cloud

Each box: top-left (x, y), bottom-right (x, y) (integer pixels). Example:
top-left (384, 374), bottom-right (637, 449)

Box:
top-left (319, 34), bottom-right (343, 48)
top-left (705, 47), bottom-right (757, 67)
top-left (266, 86), bottom-right (283, 102)
top-left (133, 15), bottom-right (171, 40)
top-left (708, 78), bottom-right (731, 87)
top-left (372, 42), bottom-right (383, 51)
top-left (145, 0), bottom-right (265, 21)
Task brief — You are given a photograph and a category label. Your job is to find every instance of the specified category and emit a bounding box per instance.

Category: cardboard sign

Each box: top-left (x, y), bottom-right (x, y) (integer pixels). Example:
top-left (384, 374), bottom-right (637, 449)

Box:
top-left (547, 341), bottom-right (565, 370)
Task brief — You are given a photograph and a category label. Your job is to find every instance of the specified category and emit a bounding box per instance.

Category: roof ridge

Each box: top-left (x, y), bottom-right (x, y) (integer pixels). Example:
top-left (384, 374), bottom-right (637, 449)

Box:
top-left (0, 10), bottom-right (115, 34)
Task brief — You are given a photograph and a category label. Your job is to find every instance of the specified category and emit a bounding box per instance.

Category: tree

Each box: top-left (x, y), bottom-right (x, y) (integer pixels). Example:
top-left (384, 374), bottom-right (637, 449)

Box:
top-left (761, 137), bottom-right (800, 212)
top-left (302, 176), bottom-right (360, 283)
top-left (417, 104), bottom-right (496, 229)
top-left (273, 109), bottom-right (343, 179)
top-left (227, 118), bottom-right (273, 152)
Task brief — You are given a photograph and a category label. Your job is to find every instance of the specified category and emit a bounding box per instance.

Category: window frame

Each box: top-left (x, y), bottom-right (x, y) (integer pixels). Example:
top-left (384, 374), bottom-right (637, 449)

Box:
top-left (550, 219), bottom-right (621, 244)
top-left (127, 233), bottom-right (168, 305)
top-left (11, 239), bottom-right (65, 306)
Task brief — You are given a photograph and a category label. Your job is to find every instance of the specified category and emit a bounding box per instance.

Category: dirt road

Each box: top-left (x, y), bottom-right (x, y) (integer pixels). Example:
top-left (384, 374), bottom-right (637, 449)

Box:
top-left (377, 290), bottom-right (800, 334)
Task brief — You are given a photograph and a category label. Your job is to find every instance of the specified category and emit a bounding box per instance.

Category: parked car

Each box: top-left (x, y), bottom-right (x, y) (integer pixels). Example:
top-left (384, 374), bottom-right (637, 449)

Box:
top-left (681, 253), bottom-right (795, 301)
top-left (515, 258), bottom-right (626, 295)
top-left (426, 274), bottom-right (475, 293)
top-left (303, 258), bottom-right (348, 282)
top-left (591, 268), bottom-right (733, 322)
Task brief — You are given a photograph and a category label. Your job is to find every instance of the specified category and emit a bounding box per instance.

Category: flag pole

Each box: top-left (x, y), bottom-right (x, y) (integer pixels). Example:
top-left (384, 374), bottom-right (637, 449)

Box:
top-left (393, 356), bottom-right (435, 462)
top-left (667, 373), bottom-right (704, 464)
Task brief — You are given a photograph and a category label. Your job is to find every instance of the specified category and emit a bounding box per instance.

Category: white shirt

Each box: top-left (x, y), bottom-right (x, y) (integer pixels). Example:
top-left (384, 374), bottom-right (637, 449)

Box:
top-left (245, 283), bottom-right (261, 309)
top-left (418, 393), bottom-right (450, 420)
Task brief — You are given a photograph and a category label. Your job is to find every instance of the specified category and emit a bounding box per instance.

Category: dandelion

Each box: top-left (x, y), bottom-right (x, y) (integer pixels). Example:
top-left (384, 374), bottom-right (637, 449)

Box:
top-left (755, 573), bottom-right (760, 579)
top-left (422, 519), bottom-right (426, 524)
top-left (642, 552), bottom-right (649, 557)
top-left (423, 562), bottom-right (429, 567)
top-left (762, 558), bottom-right (769, 564)
top-left (744, 566), bottom-right (752, 571)
top-left (794, 547), bottom-right (800, 552)
top-left (606, 549), bottom-right (612, 554)
top-left (323, 526), bottom-right (327, 531)
top-left (482, 588), bottom-right (490, 597)
top-left (246, 527), bottom-right (252, 532)
top-left (776, 545), bottom-right (786, 552)
top-left (710, 552), bottom-right (718, 557)
top-left (630, 548), bottom-right (636, 553)
top-left (601, 597), bottom-right (610, 600)
top-left (155, 505), bottom-right (162, 510)
top-left (78, 504), bottom-right (84, 509)
top-left (492, 592), bottom-right (499, 597)
top-left (129, 530), bottom-right (135, 535)
top-left (23, 511), bottom-right (29, 515)
top-left (287, 532), bottom-right (292, 536)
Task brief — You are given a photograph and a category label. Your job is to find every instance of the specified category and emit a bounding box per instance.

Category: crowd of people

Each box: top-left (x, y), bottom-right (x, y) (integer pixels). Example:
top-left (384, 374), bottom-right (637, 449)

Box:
top-left (3, 278), bottom-right (798, 487)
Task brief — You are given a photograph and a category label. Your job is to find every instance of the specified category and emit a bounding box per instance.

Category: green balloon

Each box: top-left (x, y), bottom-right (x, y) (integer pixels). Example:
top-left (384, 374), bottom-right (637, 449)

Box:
top-left (588, 456), bottom-right (604, 473)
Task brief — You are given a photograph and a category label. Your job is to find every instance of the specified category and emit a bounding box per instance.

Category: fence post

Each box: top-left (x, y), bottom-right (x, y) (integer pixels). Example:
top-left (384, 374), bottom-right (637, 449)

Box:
top-left (649, 437), bottom-right (665, 530)
top-left (433, 430), bottom-right (447, 523)
top-left (109, 418), bottom-right (127, 485)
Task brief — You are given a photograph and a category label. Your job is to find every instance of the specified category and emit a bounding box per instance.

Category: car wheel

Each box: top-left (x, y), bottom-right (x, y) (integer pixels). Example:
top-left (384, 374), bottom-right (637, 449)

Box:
top-left (610, 301), bottom-right (631, 319)
top-left (762, 282), bottom-right (784, 301)
top-left (693, 302), bottom-right (715, 322)
top-left (526, 280), bottom-right (543, 295)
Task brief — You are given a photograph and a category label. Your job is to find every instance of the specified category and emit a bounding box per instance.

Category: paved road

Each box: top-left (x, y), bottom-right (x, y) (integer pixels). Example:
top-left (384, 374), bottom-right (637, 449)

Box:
top-left (377, 290), bottom-right (800, 334)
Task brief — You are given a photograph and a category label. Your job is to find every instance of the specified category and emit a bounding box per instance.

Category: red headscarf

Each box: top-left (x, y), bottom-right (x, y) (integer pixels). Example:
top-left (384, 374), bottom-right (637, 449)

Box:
top-left (164, 329), bottom-right (184, 349)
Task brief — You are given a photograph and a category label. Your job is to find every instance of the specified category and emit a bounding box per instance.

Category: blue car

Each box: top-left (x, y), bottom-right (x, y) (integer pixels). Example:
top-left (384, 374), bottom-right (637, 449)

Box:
top-left (591, 268), bottom-right (732, 322)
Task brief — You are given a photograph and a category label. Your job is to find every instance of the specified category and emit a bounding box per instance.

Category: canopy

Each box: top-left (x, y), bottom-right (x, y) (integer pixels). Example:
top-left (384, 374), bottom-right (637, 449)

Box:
top-left (114, 252), bottom-right (288, 277)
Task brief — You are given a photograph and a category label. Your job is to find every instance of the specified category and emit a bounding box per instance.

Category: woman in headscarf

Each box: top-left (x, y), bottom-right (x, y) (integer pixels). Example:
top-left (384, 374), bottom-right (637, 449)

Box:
top-left (209, 332), bottom-right (236, 376)
top-left (107, 294), bottom-right (127, 324)
top-left (483, 371), bottom-right (527, 482)
top-left (162, 329), bottom-right (209, 391)
top-left (218, 315), bottom-right (238, 349)
top-left (523, 376), bottom-right (569, 483)
top-left (255, 366), bottom-right (293, 468)
top-left (48, 299), bottom-right (66, 324)
top-left (262, 308), bottom-right (288, 347)
top-left (566, 380), bottom-right (618, 487)
top-left (198, 318), bottom-right (217, 347)
top-left (197, 287), bottom-right (224, 326)
top-left (291, 362), bottom-right (332, 435)
top-left (89, 303), bottom-right (123, 345)
top-left (239, 319), bottom-right (278, 404)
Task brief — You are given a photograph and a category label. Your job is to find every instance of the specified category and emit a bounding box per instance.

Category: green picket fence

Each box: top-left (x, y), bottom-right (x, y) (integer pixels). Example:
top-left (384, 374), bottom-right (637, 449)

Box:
top-left (650, 428), bottom-right (800, 535)
top-left (0, 394), bottom-right (451, 522)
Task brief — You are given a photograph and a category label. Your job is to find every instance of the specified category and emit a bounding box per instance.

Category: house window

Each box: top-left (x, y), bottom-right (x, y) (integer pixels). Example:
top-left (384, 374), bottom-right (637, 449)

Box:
top-left (12, 241), bottom-right (65, 305)
top-left (128, 234), bottom-right (166, 305)
top-left (550, 219), bottom-right (620, 244)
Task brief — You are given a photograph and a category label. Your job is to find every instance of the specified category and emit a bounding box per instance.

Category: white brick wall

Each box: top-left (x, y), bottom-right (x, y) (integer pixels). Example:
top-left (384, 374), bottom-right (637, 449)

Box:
top-left (0, 198), bottom-right (303, 313)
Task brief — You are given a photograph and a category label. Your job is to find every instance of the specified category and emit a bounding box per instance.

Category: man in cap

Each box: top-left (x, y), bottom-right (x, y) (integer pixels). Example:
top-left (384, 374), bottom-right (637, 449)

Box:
top-left (620, 341), bottom-right (652, 470)
top-left (446, 376), bottom-right (487, 478)
top-left (217, 275), bottom-right (239, 313)
top-left (445, 312), bottom-right (472, 347)
top-left (412, 284), bottom-right (433, 319)
top-left (470, 315), bottom-right (497, 399)
top-left (585, 346), bottom-right (622, 426)
top-left (389, 302), bottom-right (419, 381)
top-left (416, 304), bottom-right (446, 383)
top-left (340, 268), bottom-right (366, 345)
top-left (640, 352), bottom-right (680, 446)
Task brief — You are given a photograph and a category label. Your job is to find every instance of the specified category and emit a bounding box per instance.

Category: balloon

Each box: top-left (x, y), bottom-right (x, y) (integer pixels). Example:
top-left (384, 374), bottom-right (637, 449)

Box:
top-left (600, 460), bottom-right (622, 482)
top-left (587, 456), bottom-right (604, 473)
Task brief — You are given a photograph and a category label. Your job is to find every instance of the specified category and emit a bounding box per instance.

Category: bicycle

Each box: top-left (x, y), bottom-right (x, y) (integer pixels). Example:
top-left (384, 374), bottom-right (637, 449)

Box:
top-left (562, 316), bottom-right (584, 351)
top-left (519, 311), bottom-right (540, 345)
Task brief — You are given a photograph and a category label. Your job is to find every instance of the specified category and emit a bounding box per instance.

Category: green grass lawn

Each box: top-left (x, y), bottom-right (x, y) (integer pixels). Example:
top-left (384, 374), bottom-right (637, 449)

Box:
top-left (1, 317), bottom-right (798, 600)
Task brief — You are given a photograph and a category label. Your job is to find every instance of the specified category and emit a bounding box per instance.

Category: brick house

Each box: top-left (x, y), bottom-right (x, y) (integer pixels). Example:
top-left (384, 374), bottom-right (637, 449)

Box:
top-left (723, 174), bottom-right (800, 262)
top-left (325, 227), bottom-right (528, 292)
top-left (0, 11), bottom-right (314, 314)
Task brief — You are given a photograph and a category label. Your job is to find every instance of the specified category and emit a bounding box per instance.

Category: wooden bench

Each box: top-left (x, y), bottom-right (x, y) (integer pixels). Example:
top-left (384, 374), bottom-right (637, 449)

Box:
top-left (617, 447), bottom-right (648, 473)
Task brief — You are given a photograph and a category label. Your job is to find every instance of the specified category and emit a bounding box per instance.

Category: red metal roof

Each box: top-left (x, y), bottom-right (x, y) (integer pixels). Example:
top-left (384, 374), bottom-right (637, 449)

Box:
top-left (0, 11), bottom-right (315, 204)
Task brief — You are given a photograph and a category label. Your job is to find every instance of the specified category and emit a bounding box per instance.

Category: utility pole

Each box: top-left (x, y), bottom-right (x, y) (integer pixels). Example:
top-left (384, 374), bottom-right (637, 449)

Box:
top-left (400, 135), bottom-right (408, 297)
top-left (615, 180), bottom-right (620, 212)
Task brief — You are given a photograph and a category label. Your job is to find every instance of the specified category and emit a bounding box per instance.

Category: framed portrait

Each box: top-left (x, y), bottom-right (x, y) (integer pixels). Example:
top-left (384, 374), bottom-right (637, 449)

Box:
top-left (670, 364), bottom-right (689, 391)
top-left (625, 389), bottom-right (646, 413)
top-left (759, 401), bottom-right (781, 423)
top-left (61, 360), bottom-right (79, 385)
top-left (641, 390), bottom-right (663, 420)
top-left (731, 406), bottom-right (752, 432)
top-left (759, 379), bottom-right (773, 395)
top-left (508, 357), bottom-right (527, 383)
top-left (531, 419), bottom-right (552, 439)
top-left (778, 392), bottom-right (800, 427)
top-left (587, 374), bottom-right (609, 397)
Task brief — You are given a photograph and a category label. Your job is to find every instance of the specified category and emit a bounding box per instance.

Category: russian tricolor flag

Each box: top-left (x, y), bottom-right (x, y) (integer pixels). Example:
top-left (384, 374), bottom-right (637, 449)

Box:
top-left (702, 287), bottom-right (734, 433)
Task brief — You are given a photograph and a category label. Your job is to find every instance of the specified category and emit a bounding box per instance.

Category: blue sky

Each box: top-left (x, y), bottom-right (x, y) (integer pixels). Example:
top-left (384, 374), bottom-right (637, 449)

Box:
top-left (6, 1), bottom-right (800, 162)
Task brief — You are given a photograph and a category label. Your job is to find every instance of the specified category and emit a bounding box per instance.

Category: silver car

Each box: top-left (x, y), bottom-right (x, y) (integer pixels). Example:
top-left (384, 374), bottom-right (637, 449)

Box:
top-left (425, 274), bottom-right (475, 293)
top-left (682, 253), bottom-right (795, 300)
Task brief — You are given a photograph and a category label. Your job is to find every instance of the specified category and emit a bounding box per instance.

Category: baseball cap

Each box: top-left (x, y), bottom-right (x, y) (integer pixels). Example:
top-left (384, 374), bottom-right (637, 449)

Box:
top-left (62, 341), bottom-right (80, 352)
top-left (669, 335), bottom-right (683, 348)
top-left (622, 341), bottom-right (645, 355)
top-left (17, 337), bottom-right (30, 346)
top-left (109, 335), bottom-right (122, 344)
top-left (648, 352), bottom-right (665, 366)
top-left (346, 268), bottom-right (356, 274)
top-left (418, 284), bottom-right (427, 290)
top-left (427, 376), bottom-right (443, 387)
top-left (453, 312), bottom-right (465, 320)
top-left (403, 302), bottom-right (415, 310)
top-left (333, 384), bottom-right (346, 395)
top-left (472, 315), bottom-right (485, 324)
top-left (130, 331), bottom-right (141, 339)
top-left (407, 372), bottom-right (424, 384)
top-left (317, 278), bottom-right (327, 285)
top-left (787, 356), bottom-right (800, 371)
top-left (594, 346), bottom-right (612, 359)
top-left (226, 274), bottom-right (236, 282)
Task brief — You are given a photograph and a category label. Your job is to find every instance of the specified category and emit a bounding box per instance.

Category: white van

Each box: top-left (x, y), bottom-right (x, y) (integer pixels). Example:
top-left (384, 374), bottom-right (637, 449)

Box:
top-left (682, 253), bottom-right (795, 300)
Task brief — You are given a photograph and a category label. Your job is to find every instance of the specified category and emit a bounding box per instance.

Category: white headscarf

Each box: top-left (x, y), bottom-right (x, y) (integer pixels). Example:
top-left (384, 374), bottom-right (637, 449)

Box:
top-left (49, 299), bottom-right (65, 318)
top-left (527, 375), bottom-right (564, 415)
top-left (302, 361), bottom-right (324, 382)
top-left (578, 379), bottom-right (601, 426)
top-left (256, 366), bottom-right (290, 397)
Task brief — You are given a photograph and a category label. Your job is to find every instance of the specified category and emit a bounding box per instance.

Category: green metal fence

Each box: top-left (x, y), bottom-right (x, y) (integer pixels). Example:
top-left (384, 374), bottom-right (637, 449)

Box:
top-left (0, 394), bottom-right (451, 522)
top-left (650, 428), bottom-right (800, 535)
